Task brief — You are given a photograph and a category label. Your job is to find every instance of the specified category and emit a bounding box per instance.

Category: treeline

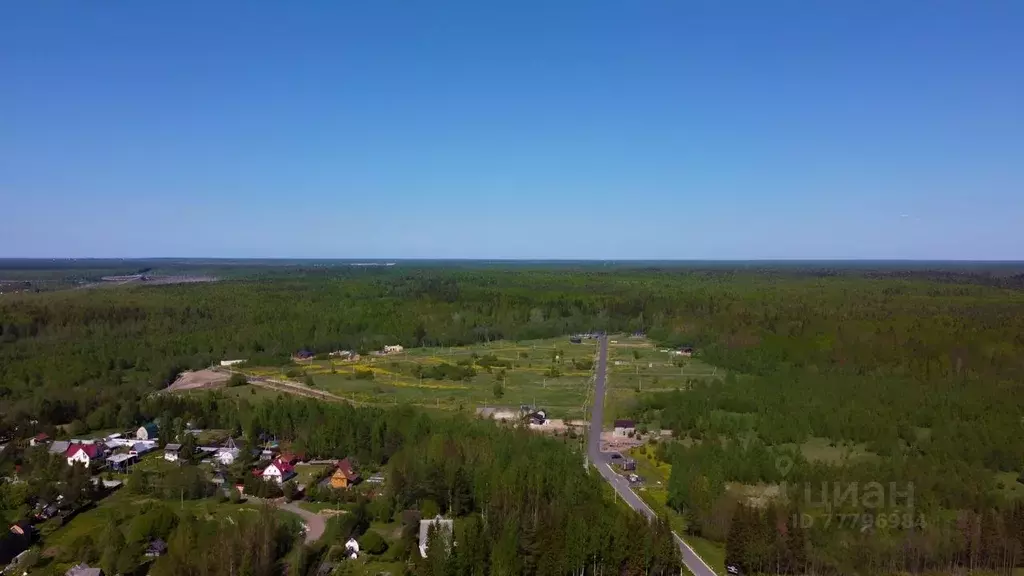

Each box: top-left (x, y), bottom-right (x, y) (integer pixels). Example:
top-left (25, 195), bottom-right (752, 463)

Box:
top-left (4, 392), bottom-right (683, 575)
top-left (33, 502), bottom-right (296, 576)
top-left (387, 428), bottom-right (680, 576)
top-left (3, 270), bottom-right (1022, 434)
top-left (722, 501), bottom-right (1024, 575)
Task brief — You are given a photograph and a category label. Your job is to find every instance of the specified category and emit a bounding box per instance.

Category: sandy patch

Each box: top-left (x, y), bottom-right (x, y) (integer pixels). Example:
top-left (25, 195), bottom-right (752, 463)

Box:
top-left (168, 369), bottom-right (229, 391)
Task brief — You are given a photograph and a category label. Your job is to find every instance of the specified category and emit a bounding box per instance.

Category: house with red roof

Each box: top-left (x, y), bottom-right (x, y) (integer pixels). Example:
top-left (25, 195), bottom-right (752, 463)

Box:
top-left (330, 457), bottom-right (361, 489)
top-left (65, 443), bottom-right (105, 468)
top-left (260, 458), bottom-right (296, 484)
top-left (29, 432), bottom-right (50, 447)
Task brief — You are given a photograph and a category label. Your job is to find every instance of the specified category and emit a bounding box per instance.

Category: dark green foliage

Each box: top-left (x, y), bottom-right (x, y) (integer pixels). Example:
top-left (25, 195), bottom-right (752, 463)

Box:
top-left (415, 363), bottom-right (475, 381)
top-left (572, 358), bottom-right (593, 370)
top-left (148, 505), bottom-right (295, 576)
top-left (282, 480), bottom-right (297, 502)
top-left (227, 373), bottom-right (247, 387)
top-left (359, 530), bottom-right (388, 554)
top-left (390, 424), bottom-right (681, 575)
top-left (125, 503), bottom-right (179, 543)
top-left (476, 354), bottom-right (511, 369)
top-left (3, 267), bottom-right (1024, 574)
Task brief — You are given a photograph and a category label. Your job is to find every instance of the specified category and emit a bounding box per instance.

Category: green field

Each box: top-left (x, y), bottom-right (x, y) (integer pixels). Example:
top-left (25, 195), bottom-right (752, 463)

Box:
top-left (604, 338), bottom-right (724, 423)
top-left (242, 336), bottom-right (601, 419)
top-left (234, 335), bottom-right (731, 424)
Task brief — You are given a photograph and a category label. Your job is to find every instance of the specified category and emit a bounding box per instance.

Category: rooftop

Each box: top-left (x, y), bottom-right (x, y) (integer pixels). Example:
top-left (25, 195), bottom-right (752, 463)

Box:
top-left (418, 516), bottom-right (454, 558)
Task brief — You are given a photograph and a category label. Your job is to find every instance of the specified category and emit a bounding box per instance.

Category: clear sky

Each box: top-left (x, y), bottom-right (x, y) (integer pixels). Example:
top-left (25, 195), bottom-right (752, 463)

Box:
top-left (1, 1), bottom-right (1021, 259)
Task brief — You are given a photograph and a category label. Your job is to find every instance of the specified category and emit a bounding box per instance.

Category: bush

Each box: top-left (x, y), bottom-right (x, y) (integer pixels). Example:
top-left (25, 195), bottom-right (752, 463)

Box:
top-left (359, 530), bottom-right (388, 555)
top-left (419, 363), bottom-right (474, 381)
top-left (227, 373), bottom-right (248, 387)
top-left (477, 354), bottom-right (511, 369)
top-left (282, 481), bottom-right (297, 502)
top-left (573, 358), bottom-right (593, 371)
top-left (126, 504), bottom-right (179, 543)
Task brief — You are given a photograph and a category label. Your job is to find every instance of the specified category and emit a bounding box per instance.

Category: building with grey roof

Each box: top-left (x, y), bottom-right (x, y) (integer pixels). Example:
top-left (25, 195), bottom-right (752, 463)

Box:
top-left (418, 515), bottom-right (453, 558)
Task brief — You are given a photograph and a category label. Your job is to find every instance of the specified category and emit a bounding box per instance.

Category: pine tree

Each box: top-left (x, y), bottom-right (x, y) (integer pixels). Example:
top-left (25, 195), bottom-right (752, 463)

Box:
top-left (785, 505), bottom-right (808, 574)
top-left (726, 504), bottom-right (752, 573)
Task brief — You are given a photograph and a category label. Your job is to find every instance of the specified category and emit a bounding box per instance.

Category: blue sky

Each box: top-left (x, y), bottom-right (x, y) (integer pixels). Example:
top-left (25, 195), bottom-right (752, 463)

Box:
top-left (1, 1), bottom-right (1021, 259)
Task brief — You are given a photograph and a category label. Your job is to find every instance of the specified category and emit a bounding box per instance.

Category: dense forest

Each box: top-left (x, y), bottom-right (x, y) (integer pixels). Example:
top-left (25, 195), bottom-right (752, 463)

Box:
top-left (0, 394), bottom-right (681, 576)
top-left (2, 264), bottom-right (1024, 574)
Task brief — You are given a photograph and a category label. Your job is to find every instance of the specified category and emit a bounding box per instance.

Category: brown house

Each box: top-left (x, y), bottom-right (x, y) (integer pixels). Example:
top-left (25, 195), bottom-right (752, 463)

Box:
top-left (330, 458), bottom-right (360, 489)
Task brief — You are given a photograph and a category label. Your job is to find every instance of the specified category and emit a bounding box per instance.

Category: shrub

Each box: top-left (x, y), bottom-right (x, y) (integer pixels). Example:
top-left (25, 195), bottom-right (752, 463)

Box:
top-left (282, 481), bottom-right (297, 502)
top-left (227, 373), bottom-right (248, 387)
top-left (359, 530), bottom-right (388, 555)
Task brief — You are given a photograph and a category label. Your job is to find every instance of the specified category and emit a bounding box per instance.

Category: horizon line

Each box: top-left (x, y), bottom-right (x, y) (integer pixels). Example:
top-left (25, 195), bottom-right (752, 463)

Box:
top-left (2, 257), bottom-right (1024, 263)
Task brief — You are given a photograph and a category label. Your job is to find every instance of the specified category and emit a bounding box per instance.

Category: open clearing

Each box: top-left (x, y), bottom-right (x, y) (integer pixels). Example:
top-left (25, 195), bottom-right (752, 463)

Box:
top-left (199, 335), bottom-right (730, 424)
top-left (603, 338), bottom-right (725, 422)
top-left (238, 336), bottom-right (601, 419)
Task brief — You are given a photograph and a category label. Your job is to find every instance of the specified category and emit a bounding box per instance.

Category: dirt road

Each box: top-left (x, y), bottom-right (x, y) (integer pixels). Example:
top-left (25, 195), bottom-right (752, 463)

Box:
top-left (278, 501), bottom-right (327, 544)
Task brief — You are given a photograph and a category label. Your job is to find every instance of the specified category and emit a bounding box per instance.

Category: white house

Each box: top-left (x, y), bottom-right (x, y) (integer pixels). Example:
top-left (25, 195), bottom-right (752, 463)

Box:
top-left (216, 447), bottom-right (240, 466)
top-left (261, 459), bottom-right (296, 485)
top-left (164, 443), bottom-right (182, 462)
top-left (344, 538), bottom-right (360, 559)
top-left (383, 345), bottom-right (404, 354)
top-left (220, 359), bottom-right (247, 367)
top-left (215, 437), bottom-right (240, 466)
top-left (418, 516), bottom-right (454, 558)
top-left (65, 444), bottom-right (104, 468)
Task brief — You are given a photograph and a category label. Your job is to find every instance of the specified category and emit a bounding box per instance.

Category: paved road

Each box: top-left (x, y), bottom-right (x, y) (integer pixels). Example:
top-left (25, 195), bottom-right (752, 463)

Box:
top-left (589, 336), bottom-right (718, 576)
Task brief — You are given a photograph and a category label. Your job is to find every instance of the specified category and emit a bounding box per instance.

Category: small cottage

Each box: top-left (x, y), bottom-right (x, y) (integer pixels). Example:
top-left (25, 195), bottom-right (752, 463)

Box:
top-left (164, 443), bottom-right (182, 462)
top-left (612, 420), bottom-right (636, 437)
top-left (330, 458), bottom-right (360, 489)
top-left (261, 458), bottom-right (296, 484)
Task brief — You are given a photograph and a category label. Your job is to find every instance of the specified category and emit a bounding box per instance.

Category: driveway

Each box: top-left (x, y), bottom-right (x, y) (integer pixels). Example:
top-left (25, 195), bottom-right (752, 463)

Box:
top-left (278, 501), bottom-right (327, 544)
top-left (246, 496), bottom-right (327, 544)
